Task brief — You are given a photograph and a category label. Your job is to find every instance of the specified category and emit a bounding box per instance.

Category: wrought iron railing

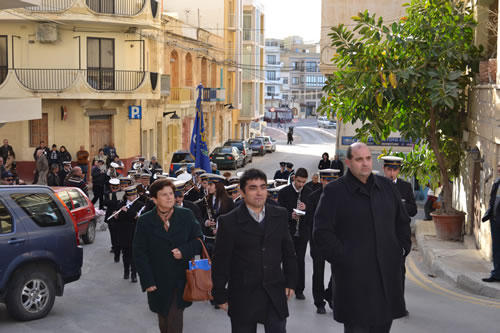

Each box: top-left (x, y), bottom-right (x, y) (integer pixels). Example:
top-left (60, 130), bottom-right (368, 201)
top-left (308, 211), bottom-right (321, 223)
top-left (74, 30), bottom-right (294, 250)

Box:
top-left (0, 68), bottom-right (8, 86)
top-left (26, 0), bottom-right (74, 12)
top-left (203, 88), bottom-right (217, 102)
top-left (85, 0), bottom-right (145, 16)
top-left (14, 69), bottom-right (79, 91)
top-left (85, 69), bottom-right (145, 91)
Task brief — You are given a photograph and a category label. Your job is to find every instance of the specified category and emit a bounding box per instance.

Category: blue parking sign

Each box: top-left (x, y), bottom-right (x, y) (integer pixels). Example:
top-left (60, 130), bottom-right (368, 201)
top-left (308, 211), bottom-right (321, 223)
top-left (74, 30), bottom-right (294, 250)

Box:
top-left (128, 106), bottom-right (142, 119)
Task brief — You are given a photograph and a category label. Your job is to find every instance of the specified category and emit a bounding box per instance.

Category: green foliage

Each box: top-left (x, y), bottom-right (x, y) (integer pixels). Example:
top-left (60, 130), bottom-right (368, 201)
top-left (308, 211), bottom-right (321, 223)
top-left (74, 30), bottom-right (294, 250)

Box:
top-left (319, 0), bottom-right (483, 210)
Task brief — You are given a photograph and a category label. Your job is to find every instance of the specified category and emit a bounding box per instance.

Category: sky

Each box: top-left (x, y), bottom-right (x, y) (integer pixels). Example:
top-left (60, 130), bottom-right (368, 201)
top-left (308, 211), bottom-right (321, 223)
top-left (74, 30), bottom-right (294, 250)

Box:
top-left (260, 0), bottom-right (322, 43)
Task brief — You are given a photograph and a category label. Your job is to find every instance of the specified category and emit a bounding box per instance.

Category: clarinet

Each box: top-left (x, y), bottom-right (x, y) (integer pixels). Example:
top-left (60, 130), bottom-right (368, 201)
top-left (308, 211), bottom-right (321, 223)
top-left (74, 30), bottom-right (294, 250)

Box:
top-left (204, 196), bottom-right (217, 238)
top-left (294, 190), bottom-right (302, 237)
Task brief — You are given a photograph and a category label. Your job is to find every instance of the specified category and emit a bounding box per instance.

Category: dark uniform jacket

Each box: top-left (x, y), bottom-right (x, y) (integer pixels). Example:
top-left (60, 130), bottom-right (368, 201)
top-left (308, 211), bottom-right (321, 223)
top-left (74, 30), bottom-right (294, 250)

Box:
top-left (212, 203), bottom-right (298, 321)
top-left (133, 207), bottom-right (202, 316)
top-left (104, 192), bottom-right (120, 222)
top-left (47, 172), bottom-right (61, 187)
top-left (483, 177), bottom-right (500, 222)
top-left (305, 180), bottom-right (321, 193)
top-left (318, 159), bottom-right (331, 170)
top-left (183, 199), bottom-right (203, 225)
top-left (313, 170), bottom-right (411, 325)
top-left (273, 169), bottom-right (289, 180)
top-left (201, 196), bottom-right (234, 238)
top-left (278, 183), bottom-right (312, 238)
top-left (115, 199), bottom-right (144, 249)
top-left (306, 187), bottom-right (323, 257)
top-left (395, 178), bottom-right (417, 217)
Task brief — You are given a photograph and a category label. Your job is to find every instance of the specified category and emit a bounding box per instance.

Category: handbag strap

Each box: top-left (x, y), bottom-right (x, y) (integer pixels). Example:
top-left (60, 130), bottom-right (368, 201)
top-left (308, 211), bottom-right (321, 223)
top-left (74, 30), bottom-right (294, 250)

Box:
top-left (191, 238), bottom-right (211, 265)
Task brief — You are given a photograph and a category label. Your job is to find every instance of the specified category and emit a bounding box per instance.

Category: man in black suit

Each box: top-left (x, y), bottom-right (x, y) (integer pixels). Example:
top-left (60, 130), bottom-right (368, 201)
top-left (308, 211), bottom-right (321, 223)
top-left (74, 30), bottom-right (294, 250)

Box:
top-left (278, 167), bottom-right (312, 300)
top-left (212, 168), bottom-right (298, 333)
top-left (331, 154), bottom-right (345, 176)
top-left (381, 156), bottom-right (417, 218)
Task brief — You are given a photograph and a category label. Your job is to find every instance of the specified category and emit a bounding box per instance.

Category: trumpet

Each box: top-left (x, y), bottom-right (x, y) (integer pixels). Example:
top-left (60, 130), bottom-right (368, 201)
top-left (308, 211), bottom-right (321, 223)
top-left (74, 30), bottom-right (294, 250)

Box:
top-left (132, 161), bottom-right (142, 170)
top-left (294, 190), bottom-right (302, 237)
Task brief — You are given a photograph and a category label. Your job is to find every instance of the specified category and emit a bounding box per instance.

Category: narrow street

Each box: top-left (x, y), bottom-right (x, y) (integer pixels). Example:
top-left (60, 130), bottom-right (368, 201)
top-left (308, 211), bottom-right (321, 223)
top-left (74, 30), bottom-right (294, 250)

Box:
top-left (1, 118), bottom-right (499, 332)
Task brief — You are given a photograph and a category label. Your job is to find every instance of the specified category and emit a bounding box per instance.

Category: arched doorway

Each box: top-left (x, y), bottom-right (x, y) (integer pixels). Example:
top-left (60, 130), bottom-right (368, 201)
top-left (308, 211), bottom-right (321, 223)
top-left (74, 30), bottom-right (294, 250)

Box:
top-left (185, 53), bottom-right (193, 87)
top-left (170, 50), bottom-right (179, 88)
top-left (201, 57), bottom-right (208, 87)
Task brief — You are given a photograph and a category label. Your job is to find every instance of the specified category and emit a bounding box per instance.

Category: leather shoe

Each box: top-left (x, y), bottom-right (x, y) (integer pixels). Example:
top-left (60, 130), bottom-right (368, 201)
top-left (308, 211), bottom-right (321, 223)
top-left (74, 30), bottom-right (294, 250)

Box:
top-left (131, 274), bottom-right (138, 283)
top-left (114, 253), bottom-right (120, 263)
top-left (482, 276), bottom-right (500, 283)
top-left (295, 292), bottom-right (305, 300)
top-left (316, 306), bottom-right (326, 314)
top-left (123, 272), bottom-right (129, 280)
top-left (405, 310), bottom-right (410, 316)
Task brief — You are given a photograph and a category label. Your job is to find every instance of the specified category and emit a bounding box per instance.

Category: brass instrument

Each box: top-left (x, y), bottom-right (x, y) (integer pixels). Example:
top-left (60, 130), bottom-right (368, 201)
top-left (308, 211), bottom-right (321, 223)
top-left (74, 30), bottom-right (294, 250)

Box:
top-left (132, 161), bottom-right (142, 170)
top-left (294, 190), bottom-right (302, 237)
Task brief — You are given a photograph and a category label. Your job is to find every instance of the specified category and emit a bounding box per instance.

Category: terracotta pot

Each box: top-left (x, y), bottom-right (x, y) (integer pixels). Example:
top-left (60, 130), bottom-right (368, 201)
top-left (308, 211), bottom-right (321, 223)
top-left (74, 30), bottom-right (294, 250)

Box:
top-left (431, 212), bottom-right (465, 241)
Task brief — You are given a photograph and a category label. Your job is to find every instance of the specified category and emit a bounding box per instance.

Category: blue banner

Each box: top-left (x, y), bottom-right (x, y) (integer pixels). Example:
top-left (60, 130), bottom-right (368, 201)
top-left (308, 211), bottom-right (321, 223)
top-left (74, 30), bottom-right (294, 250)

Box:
top-left (190, 84), bottom-right (211, 173)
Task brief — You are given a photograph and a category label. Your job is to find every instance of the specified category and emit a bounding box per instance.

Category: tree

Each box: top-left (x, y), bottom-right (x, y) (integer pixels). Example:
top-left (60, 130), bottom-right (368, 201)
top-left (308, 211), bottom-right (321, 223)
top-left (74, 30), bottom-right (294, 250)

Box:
top-left (319, 0), bottom-right (483, 214)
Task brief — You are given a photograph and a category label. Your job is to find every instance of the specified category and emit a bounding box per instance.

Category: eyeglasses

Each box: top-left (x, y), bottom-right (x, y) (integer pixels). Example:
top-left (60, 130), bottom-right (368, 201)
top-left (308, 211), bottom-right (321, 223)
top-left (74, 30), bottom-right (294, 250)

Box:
top-left (5, 178), bottom-right (14, 182)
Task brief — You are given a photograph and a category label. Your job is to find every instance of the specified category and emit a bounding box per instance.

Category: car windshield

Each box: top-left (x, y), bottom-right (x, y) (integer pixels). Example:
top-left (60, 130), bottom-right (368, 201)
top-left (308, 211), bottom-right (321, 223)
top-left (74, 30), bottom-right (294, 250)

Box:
top-left (257, 137), bottom-right (270, 143)
top-left (225, 142), bottom-right (243, 150)
top-left (249, 139), bottom-right (262, 144)
top-left (171, 153), bottom-right (195, 163)
top-left (213, 147), bottom-right (233, 154)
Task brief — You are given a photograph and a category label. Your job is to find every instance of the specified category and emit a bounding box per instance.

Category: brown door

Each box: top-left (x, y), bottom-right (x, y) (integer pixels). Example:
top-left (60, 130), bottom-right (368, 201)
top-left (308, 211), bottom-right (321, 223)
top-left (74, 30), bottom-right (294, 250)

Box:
top-left (89, 116), bottom-right (112, 157)
top-left (471, 161), bottom-right (481, 247)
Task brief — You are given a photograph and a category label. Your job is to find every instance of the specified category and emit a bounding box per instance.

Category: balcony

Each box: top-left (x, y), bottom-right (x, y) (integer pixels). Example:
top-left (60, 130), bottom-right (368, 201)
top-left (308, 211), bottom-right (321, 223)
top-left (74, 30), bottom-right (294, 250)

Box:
top-left (169, 88), bottom-right (194, 104)
top-left (86, 69), bottom-right (145, 91)
top-left (26, 0), bottom-right (73, 11)
top-left (216, 88), bottom-right (226, 102)
top-left (203, 88), bottom-right (217, 102)
top-left (15, 69), bottom-right (79, 91)
top-left (85, 0), bottom-right (146, 16)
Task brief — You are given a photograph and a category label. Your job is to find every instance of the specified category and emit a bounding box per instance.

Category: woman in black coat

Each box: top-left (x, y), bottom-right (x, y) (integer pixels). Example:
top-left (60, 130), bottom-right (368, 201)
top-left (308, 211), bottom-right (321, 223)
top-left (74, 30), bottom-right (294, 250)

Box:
top-left (318, 152), bottom-right (331, 170)
top-left (133, 179), bottom-right (202, 333)
top-left (59, 146), bottom-right (72, 165)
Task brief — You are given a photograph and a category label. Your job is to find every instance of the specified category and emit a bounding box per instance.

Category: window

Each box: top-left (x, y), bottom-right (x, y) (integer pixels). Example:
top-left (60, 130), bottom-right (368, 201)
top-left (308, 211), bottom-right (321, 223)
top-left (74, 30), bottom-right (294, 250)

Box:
top-left (57, 191), bottom-right (73, 210)
top-left (87, 37), bottom-right (115, 90)
top-left (267, 86), bottom-right (276, 96)
top-left (306, 61), bottom-right (318, 72)
top-left (0, 36), bottom-right (7, 84)
top-left (0, 200), bottom-right (13, 234)
top-left (283, 78), bottom-right (288, 84)
top-left (282, 94), bottom-right (288, 100)
top-left (243, 14), bottom-right (252, 41)
top-left (292, 62), bottom-right (299, 70)
top-left (11, 193), bottom-right (65, 227)
top-left (30, 113), bottom-right (48, 147)
top-left (69, 190), bottom-right (87, 209)
top-left (292, 77), bottom-right (299, 85)
top-left (266, 71), bottom-right (276, 81)
top-left (267, 55), bottom-right (276, 64)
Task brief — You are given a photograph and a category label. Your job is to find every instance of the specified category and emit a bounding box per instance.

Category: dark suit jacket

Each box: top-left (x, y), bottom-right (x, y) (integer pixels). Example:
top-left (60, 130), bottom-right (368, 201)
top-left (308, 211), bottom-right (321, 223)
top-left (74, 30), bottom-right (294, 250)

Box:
top-left (133, 207), bottom-right (202, 316)
top-left (183, 199), bottom-right (203, 225)
top-left (212, 203), bottom-right (298, 321)
top-left (278, 184), bottom-right (312, 238)
top-left (483, 177), bottom-right (500, 222)
top-left (313, 170), bottom-right (411, 325)
top-left (395, 178), bottom-right (417, 217)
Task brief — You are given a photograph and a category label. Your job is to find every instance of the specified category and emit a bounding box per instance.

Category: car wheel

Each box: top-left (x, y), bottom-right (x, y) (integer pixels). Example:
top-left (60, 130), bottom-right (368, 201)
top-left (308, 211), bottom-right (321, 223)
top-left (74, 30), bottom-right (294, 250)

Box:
top-left (82, 219), bottom-right (96, 244)
top-left (6, 265), bottom-right (56, 321)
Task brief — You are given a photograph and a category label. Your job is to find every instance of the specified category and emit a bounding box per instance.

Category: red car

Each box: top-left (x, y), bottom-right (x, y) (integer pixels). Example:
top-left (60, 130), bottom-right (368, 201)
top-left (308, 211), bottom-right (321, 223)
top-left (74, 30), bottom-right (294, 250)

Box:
top-left (53, 187), bottom-right (97, 244)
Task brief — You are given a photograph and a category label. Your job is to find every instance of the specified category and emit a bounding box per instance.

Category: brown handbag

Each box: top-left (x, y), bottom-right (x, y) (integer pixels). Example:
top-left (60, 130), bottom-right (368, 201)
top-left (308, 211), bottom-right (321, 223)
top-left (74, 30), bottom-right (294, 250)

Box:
top-left (183, 238), bottom-right (214, 302)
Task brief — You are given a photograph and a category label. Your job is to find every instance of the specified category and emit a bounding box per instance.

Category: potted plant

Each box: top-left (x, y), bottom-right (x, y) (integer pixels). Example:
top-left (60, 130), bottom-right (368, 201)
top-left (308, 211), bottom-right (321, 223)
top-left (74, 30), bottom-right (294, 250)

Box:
top-left (319, 0), bottom-right (483, 240)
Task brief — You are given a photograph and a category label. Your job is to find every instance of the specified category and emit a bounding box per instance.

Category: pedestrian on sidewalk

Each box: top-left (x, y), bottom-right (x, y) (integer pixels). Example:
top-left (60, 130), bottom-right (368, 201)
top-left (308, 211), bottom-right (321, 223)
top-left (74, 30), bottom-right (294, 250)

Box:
top-left (0, 139), bottom-right (14, 164)
top-left (64, 166), bottom-right (89, 197)
top-left (331, 155), bottom-right (345, 176)
top-left (481, 161), bottom-right (500, 283)
top-left (314, 142), bottom-right (411, 333)
top-left (318, 152), bottom-right (331, 170)
top-left (35, 149), bottom-right (49, 185)
top-left (48, 144), bottom-right (60, 167)
top-left (59, 145), bottom-right (72, 166)
top-left (47, 164), bottom-right (62, 187)
top-left (212, 168), bottom-right (298, 333)
top-left (287, 128), bottom-right (294, 145)
top-left (76, 145), bottom-right (90, 183)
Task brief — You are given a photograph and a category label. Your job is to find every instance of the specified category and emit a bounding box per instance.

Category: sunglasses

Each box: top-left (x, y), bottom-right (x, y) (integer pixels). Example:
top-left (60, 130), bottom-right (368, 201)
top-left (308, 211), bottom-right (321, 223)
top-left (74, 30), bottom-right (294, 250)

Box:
top-left (5, 178), bottom-right (14, 182)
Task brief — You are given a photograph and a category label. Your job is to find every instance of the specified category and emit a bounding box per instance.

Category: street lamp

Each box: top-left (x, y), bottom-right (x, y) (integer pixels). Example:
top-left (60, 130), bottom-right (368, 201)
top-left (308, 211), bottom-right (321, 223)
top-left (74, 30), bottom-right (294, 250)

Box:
top-left (163, 111), bottom-right (180, 119)
top-left (224, 103), bottom-right (235, 110)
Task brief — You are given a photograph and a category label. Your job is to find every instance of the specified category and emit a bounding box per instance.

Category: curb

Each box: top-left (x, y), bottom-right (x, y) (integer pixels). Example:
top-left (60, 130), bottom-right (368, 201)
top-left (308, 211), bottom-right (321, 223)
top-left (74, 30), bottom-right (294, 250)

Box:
top-left (415, 220), bottom-right (500, 299)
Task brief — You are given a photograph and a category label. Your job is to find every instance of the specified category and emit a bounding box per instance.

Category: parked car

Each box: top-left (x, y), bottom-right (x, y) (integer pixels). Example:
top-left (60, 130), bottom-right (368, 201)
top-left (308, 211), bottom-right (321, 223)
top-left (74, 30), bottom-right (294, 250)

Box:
top-left (248, 138), bottom-right (266, 156)
top-left (0, 185), bottom-right (83, 321)
top-left (169, 150), bottom-right (195, 177)
top-left (317, 116), bottom-right (336, 128)
top-left (256, 136), bottom-right (276, 153)
top-left (53, 187), bottom-right (96, 244)
top-left (223, 140), bottom-right (253, 165)
top-left (210, 146), bottom-right (244, 170)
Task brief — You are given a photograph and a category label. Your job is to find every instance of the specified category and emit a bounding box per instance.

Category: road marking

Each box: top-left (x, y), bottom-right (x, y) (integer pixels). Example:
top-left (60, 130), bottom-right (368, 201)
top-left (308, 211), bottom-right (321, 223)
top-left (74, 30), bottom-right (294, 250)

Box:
top-left (406, 257), bottom-right (500, 308)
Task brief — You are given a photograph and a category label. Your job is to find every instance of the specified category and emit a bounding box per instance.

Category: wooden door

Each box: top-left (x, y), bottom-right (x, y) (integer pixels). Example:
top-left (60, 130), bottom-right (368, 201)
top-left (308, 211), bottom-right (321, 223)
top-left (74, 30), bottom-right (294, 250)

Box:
top-left (89, 116), bottom-right (112, 157)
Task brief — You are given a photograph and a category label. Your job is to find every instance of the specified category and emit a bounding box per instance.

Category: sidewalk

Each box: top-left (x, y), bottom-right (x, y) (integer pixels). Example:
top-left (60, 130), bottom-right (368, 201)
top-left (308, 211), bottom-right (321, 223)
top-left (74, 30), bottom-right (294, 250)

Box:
top-left (415, 219), bottom-right (500, 298)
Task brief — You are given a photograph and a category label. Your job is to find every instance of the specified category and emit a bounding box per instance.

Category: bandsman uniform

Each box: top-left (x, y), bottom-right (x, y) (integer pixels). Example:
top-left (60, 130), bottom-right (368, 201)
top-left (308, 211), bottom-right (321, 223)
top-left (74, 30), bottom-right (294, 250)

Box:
top-left (104, 178), bottom-right (122, 262)
top-left (273, 161), bottom-right (289, 180)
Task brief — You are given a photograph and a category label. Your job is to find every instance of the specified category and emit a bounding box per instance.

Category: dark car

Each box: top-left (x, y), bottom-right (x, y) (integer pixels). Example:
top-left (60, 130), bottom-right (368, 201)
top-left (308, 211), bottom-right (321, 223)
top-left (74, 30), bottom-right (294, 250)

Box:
top-left (210, 146), bottom-right (244, 170)
top-left (169, 150), bottom-right (195, 177)
top-left (53, 187), bottom-right (96, 244)
top-left (0, 185), bottom-right (83, 321)
top-left (248, 138), bottom-right (266, 156)
top-left (223, 140), bottom-right (253, 165)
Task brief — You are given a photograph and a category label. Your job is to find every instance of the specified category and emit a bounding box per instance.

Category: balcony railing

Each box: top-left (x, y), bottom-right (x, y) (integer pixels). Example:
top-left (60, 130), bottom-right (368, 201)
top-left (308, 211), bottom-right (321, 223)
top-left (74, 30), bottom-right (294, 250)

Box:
top-left (203, 88), bottom-right (217, 102)
top-left (15, 69), bottom-right (79, 91)
top-left (26, 0), bottom-right (74, 12)
top-left (169, 88), bottom-right (194, 103)
top-left (85, 0), bottom-right (146, 16)
top-left (86, 69), bottom-right (145, 91)
top-left (0, 68), bottom-right (7, 86)
top-left (216, 88), bottom-right (226, 102)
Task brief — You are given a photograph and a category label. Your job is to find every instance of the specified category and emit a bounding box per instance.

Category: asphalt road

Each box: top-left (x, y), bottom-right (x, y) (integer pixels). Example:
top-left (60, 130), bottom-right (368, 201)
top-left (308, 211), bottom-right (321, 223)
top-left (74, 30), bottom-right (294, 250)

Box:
top-left (1, 118), bottom-right (499, 332)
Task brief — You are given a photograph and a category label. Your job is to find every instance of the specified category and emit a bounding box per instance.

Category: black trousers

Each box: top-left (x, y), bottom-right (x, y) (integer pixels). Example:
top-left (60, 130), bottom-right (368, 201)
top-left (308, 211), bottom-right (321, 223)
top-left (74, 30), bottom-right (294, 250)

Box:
top-left (108, 221), bottom-right (120, 253)
top-left (230, 304), bottom-right (286, 333)
top-left (344, 321), bottom-right (393, 333)
top-left (122, 247), bottom-right (136, 275)
top-left (310, 240), bottom-right (333, 307)
top-left (91, 185), bottom-right (105, 210)
top-left (293, 235), bottom-right (308, 293)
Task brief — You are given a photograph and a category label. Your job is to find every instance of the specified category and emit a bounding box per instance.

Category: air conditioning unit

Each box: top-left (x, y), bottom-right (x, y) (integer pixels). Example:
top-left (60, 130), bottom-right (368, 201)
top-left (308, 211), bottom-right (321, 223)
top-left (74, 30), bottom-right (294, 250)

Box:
top-left (36, 23), bottom-right (59, 43)
top-left (161, 75), bottom-right (170, 96)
